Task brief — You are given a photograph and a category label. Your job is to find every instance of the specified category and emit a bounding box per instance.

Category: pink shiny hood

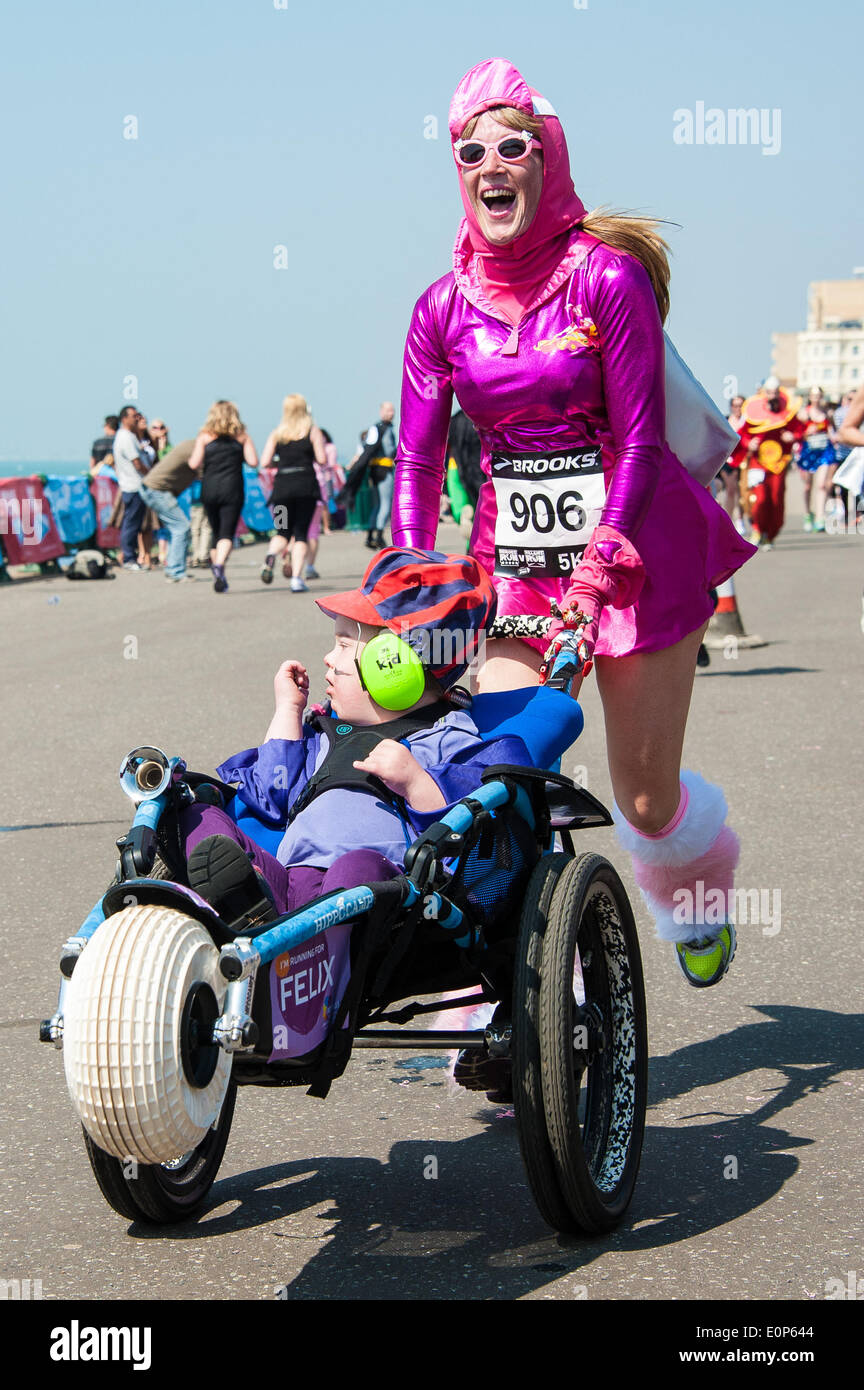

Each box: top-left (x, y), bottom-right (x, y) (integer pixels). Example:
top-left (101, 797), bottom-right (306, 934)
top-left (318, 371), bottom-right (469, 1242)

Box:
top-left (449, 58), bottom-right (587, 325)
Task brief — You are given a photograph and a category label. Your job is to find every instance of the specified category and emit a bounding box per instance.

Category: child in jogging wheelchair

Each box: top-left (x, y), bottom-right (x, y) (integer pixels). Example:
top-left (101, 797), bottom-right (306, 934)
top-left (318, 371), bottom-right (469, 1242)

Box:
top-left (179, 547), bottom-right (534, 935)
top-left (54, 549), bottom-right (645, 1232)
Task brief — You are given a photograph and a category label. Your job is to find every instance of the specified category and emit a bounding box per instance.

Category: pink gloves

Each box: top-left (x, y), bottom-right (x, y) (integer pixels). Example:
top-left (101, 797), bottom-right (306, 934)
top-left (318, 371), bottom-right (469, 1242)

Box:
top-left (541, 525), bottom-right (645, 681)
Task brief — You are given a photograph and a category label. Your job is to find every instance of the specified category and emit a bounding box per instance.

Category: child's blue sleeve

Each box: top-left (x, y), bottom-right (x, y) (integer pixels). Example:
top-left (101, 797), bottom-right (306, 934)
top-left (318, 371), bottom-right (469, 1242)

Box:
top-left (216, 732), bottom-right (320, 826)
top-left (405, 733), bottom-right (533, 832)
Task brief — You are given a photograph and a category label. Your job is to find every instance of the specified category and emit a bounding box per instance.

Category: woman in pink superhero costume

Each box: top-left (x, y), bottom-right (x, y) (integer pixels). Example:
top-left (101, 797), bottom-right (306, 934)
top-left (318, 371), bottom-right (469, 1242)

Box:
top-left (392, 58), bottom-right (757, 987)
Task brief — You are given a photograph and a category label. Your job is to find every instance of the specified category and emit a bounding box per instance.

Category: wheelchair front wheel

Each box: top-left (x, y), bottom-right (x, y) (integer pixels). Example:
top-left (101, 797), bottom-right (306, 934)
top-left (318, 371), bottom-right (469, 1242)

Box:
top-left (82, 1078), bottom-right (237, 1224)
top-left (539, 853), bottom-right (647, 1233)
top-left (63, 905), bottom-right (233, 1166)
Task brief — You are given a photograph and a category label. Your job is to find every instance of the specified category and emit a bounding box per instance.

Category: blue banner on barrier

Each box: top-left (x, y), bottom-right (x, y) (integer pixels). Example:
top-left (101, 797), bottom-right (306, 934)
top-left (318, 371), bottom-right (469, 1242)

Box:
top-left (41, 475), bottom-right (97, 546)
top-left (241, 465), bottom-right (274, 533)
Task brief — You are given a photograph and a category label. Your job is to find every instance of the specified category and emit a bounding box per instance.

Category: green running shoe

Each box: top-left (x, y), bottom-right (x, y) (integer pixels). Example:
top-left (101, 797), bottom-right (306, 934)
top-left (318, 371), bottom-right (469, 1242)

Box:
top-left (675, 923), bottom-right (736, 988)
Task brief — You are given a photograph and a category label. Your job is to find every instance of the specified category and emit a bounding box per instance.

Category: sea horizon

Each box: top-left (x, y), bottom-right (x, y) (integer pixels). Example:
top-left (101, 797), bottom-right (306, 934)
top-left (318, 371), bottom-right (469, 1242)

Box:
top-left (1, 461), bottom-right (87, 478)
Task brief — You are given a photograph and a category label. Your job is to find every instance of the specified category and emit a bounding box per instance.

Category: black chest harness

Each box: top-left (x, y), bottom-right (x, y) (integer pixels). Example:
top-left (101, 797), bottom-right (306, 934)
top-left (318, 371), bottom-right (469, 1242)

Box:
top-left (284, 701), bottom-right (454, 827)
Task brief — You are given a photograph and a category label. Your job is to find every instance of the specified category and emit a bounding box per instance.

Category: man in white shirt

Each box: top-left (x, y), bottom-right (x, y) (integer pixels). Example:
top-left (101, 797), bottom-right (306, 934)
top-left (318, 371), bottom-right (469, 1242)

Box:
top-left (113, 406), bottom-right (150, 568)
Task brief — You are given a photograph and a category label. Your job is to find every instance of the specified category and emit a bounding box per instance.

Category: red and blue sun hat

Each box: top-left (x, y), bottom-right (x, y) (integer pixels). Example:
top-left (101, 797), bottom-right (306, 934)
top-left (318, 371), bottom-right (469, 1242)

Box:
top-left (316, 548), bottom-right (497, 691)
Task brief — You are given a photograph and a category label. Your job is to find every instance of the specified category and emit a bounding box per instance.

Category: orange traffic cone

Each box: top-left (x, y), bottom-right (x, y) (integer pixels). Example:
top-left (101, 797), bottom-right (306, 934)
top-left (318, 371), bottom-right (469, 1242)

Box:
top-left (704, 577), bottom-right (766, 650)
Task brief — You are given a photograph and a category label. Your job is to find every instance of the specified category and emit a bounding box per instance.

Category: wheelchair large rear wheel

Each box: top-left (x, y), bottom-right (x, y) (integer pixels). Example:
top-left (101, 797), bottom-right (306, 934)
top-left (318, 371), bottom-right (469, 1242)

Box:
top-left (539, 853), bottom-right (647, 1233)
top-left (512, 853), bottom-right (575, 1232)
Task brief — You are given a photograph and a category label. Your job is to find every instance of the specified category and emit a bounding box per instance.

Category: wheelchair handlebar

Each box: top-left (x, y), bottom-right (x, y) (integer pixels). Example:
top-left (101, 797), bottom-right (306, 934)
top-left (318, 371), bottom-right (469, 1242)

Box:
top-left (401, 774), bottom-right (534, 895)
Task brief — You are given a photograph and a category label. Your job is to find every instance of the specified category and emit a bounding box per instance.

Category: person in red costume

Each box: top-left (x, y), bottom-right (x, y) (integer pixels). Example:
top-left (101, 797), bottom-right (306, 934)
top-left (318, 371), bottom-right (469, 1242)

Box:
top-left (730, 378), bottom-right (806, 548)
top-left (391, 58), bottom-right (758, 992)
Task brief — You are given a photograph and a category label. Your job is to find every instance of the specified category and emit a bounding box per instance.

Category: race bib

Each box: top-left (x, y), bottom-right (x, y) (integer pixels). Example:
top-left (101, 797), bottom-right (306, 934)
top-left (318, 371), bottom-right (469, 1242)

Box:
top-left (491, 446), bottom-right (606, 579)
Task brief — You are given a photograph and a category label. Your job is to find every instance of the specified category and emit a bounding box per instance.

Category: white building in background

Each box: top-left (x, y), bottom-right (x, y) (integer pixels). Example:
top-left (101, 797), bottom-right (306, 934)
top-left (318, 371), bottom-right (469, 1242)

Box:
top-left (772, 271), bottom-right (864, 398)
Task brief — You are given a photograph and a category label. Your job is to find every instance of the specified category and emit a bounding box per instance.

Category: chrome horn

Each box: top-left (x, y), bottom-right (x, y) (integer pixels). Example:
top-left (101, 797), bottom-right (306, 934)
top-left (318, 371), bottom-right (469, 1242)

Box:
top-left (119, 746), bottom-right (172, 804)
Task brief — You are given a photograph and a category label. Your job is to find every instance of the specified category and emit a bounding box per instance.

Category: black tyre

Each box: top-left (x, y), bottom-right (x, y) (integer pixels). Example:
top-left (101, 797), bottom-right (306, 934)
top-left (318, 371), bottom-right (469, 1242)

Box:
top-left (539, 853), bottom-right (647, 1232)
top-left (512, 853), bottom-right (576, 1232)
top-left (82, 1076), bottom-right (237, 1224)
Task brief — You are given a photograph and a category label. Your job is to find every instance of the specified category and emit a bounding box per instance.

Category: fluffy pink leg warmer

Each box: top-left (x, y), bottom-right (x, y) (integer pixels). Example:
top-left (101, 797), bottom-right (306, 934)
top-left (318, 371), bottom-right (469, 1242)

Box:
top-left (612, 771), bottom-right (741, 944)
top-left (429, 991), bottom-right (495, 1090)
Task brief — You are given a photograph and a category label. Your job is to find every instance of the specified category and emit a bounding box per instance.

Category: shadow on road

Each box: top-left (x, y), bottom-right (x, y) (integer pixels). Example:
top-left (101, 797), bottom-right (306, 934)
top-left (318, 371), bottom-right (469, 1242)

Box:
top-left (0, 819), bottom-right (127, 832)
top-left (697, 667), bottom-right (818, 678)
top-left (125, 1003), bottom-right (861, 1300)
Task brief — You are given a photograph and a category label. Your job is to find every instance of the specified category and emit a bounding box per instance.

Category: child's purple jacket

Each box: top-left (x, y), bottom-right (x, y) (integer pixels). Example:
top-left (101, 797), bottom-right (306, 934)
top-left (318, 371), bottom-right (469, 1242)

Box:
top-left (217, 708), bottom-right (531, 870)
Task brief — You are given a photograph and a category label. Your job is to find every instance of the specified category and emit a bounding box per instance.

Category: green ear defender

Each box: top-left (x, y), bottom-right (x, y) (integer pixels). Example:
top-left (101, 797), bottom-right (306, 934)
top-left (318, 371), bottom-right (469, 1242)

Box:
top-left (356, 629), bottom-right (427, 711)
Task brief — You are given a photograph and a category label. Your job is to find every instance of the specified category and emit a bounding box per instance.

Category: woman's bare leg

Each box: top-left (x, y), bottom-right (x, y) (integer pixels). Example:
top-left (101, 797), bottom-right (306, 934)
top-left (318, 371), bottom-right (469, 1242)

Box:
top-left (138, 525), bottom-right (153, 568)
top-left (801, 468), bottom-right (813, 517)
top-left (290, 539), bottom-right (309, 580)
top-left (210, 538), bottom-right (233, 567)
top-left (474, 636), bottom-right (543, 693)
top-left (818, 462), bottom-right (838, 525)
top-left (594, 621), bottom-right (739, 981)
top-left (477, 627), bottom-right (705, 811)
top-left (594, 623), bottom-right (707, 831)
top-left (265, 535), bottom-right (288, 562)
top-left (476, 620), bottom-right (737, 976)
top-left (814, 465), bottom-right (830, 525)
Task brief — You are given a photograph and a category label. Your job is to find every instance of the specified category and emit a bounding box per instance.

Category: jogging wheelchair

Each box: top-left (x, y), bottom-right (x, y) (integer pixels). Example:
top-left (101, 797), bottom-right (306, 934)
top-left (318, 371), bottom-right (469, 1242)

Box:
top-left (42, 678), bottom-right (647, 1234)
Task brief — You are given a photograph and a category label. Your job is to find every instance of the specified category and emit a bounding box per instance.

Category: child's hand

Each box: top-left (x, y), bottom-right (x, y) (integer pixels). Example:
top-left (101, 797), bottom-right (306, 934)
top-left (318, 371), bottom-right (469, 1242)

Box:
top-left (353, 740), bottom-right (445, 812)
top-left (274, 660), bottom-right (309, 712)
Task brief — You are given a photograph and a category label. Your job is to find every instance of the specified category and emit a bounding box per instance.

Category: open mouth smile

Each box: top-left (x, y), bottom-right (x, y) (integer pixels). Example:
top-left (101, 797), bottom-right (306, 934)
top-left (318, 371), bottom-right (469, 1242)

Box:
top-left (478, 184), bottom-right (518, 218)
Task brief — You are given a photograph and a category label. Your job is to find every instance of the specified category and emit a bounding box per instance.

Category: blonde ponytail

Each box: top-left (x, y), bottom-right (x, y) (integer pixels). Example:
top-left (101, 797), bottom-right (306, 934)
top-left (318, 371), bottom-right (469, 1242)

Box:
top-left (579, 207), bottom-right (673, 324)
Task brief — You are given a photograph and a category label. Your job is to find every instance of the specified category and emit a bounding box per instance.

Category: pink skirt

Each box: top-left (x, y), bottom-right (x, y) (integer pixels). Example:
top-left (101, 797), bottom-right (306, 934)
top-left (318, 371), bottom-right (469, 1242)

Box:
top-left (470, 447), bottom-right (757, 658)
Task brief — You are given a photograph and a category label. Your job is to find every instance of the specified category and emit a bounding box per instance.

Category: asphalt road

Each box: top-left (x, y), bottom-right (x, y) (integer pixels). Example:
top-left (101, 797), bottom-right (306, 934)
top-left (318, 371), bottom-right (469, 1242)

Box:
top-left (1, 516), bottom-right (862, 1303)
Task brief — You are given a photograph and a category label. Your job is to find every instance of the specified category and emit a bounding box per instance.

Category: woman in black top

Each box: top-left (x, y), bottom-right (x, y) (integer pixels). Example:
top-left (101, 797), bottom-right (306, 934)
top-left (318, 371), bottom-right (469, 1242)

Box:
top-left (188, 400), bottom-right (259, 592)
top-left (258, 394), bottom-right (326, 592)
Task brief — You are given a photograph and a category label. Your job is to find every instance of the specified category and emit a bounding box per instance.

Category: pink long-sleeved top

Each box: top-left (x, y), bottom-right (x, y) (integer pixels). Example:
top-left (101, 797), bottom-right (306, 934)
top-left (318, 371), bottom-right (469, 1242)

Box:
top-left (392, 229), bottom-right (664, 551)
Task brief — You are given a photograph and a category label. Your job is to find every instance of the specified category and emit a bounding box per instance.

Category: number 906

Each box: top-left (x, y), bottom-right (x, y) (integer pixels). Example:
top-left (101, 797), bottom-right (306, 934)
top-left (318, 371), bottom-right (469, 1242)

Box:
top-left (510, 490), bottom-right (586, 534)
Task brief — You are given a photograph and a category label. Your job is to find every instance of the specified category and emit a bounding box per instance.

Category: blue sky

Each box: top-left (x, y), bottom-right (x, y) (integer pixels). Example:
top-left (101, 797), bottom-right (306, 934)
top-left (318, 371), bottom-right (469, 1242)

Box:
top-left (1, 0), bottom-right (860, 464)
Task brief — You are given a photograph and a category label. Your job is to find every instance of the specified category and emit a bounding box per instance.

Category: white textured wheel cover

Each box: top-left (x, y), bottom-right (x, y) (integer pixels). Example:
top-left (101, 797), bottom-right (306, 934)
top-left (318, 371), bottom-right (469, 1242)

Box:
top-left (63, 905), bottom-right (231, 1165)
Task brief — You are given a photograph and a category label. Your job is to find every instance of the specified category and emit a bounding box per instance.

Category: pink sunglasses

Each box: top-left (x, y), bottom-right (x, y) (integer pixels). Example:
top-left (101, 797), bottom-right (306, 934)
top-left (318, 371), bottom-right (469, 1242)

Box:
top-left (454, 131), bottom-right (541, 168)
